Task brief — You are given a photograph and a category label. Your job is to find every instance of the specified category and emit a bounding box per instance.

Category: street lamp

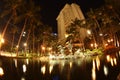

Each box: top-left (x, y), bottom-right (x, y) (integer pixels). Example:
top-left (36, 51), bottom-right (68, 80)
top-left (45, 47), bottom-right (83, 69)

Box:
top-left (23, 43), bottom-right (27, 56)
top-left (87, 30), bottom-right (91, 35)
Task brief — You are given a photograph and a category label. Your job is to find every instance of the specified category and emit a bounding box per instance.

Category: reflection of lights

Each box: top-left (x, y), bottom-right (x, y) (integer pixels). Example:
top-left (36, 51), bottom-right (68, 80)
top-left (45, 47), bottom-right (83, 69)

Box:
top-left (41, 65), bottom-right (46, 75)
top-left (111, 58), bottom-right (114, 66)
top-left (69, 62), bottom-right (72, 69)
top-left (106, 55), bottom-right (117, 66)
top-left (106, 55), bottom-right (110, 62)
top-left (0, 67), bottom-right (4, 76)
top-left (21, 77), bottom-right (25, 80)
top-left (96, 56), bottom-right (100, 70)
top-left (26, 59), bottom-right (29, 65)
top-left (23, 64), bottom-right (27, 73)
top-left (92, 60), bottom-right (96, 80)
top-left (110, 58), bottom-right (117, 66)
top-left (103, 65), bottom-right (108, 76)
top-left (49, 65), bottom-right (53, 74)
top-left (14, 59), bottom-right (17, 68)
top-left (113, 58), bottom-right (117, 65)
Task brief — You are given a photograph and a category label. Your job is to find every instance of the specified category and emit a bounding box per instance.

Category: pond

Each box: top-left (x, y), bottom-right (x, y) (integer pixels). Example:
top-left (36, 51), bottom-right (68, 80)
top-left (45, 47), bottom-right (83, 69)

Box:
top-left (0, 52), bottom-right (120, 80)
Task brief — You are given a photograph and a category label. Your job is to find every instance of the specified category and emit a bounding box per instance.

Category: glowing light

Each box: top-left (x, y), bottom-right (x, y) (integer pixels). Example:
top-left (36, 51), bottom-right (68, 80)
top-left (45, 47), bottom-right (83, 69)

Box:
top-left (92, 60), bottom-right (96, 80)
top-left (14, 59), bottom-right (17, 68)
top-left (42, 46), bottom-right (45, 50)
top-left (105, 43), bottom-right (108, 46)
top-left (24, 43), bottom-right (27, 47)
top-left (65, 34), bottom-right (69, 38)
top-left (0, 67), bottom-right (4, 76)
top-left (110, 39), bottom-right (113, 42)
top-left (99, 33), bottom-right (103, 36)
top-left (23, 64), bottom-right (27, 73)
top-left (106, 55), bottom-right (110, 62)
top-left (49, 65), bottom-right (53, 74)
top-left (107, 39), bottom-right (110, 43)
top-left (94, 43), bottom-right (98, 48)
top-left (87, 30), bottom-right (91, 35)
top-left (96, 56), bottom-right (100, 70)
top-left (110, 58), bottom-right (114, 66)
top-left (0, 38), bottom-right (4, 43)
top-left (41, 65), bottom-right (46, 74)
top-left (21, 77), bottom-right (25, 80)
top-left (113, 58), bottom-right (117, 65)
top-left (26, 59), bottom-right (29, 65)
top-left (103, 65), bottom-right (108, 76)
top-left (69, 62), bottom-right (72, 69)
top-left (91, 44), bottom-right (94, 47)
top-left (16, 45), bottom-right (19, 48)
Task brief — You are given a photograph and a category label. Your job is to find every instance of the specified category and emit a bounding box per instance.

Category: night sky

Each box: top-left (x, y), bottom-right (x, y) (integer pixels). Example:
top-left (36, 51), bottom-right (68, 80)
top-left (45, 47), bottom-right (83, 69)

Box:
top-left (37, 0), bottom-right (105, 32)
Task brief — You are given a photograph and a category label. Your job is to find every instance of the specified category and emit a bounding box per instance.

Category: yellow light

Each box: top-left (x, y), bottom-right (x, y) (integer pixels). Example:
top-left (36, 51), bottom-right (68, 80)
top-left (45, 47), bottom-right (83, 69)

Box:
top-left (16, 45), bottom-right (19, 48)
top-left (41, 65), bottom-right (46, 74)
top-left (24, 43), bottom-right (27, 47)
top-left (65, 34), bottom-right (69, 38)
top-left (1, 38), bottom-right (4, 43)
top-left (42, 46), bottom-right (45, 50)
top-left (48, 47), bottom-right (52, 51)
top-left (0, 67), bottom-right (4, 76)
top-left (87, 30), bottom-right (91, 35)
top-left (91, 43), bottom-right (94, 47)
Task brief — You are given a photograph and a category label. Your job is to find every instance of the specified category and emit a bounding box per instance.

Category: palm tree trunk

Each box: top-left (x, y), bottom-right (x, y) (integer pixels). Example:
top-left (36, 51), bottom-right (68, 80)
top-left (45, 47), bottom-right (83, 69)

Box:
top-left (16, 18), bottom-right (27, 56)
top-left (2, 16), bottom-right (12, 38)
top-left (94, 19), bottom-right (105, 48)
top-left (32, 27), bottom-right (35, 54)
top-left (11, 34), bottom-right (15, 51)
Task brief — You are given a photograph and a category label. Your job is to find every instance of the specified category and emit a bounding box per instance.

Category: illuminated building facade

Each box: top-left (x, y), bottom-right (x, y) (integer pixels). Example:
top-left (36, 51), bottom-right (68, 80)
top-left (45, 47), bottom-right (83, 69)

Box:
top-left (56, 3), bottom-right (87, 41)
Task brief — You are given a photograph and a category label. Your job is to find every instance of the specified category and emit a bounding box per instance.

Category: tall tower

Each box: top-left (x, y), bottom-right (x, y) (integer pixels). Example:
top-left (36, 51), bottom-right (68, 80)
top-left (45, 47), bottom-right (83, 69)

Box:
top-left (56, 3), bottom-right (85, 41)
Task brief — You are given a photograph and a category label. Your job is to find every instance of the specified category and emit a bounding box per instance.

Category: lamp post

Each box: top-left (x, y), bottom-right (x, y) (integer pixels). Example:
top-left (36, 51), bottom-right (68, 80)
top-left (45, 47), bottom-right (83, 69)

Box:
top-left (23, 43), bottom-right (27, 56)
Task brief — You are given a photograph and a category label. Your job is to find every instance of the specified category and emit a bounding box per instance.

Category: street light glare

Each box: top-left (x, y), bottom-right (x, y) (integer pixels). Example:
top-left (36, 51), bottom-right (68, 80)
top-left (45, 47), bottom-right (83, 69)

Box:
top-left (87, 30), bottom-right (91, 35)
top-left (24, 43), bottom-right (27, 47)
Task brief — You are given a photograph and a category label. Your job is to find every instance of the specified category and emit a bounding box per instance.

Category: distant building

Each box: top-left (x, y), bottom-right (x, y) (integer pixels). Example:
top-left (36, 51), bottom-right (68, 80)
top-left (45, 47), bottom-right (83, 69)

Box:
top-left (56, 3), bottom-right (88, 41)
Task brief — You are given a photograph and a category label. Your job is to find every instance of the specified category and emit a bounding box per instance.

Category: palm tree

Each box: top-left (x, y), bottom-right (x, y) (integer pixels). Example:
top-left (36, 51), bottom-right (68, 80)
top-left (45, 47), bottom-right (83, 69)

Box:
top-left (16, 0), bottom-right (41, 55)
top-left (66, 18), bottom-right (87, 51)
top-left (10, 25), bottom-right (18, 52)
top-left (0, 0), bottom-right (24, 38)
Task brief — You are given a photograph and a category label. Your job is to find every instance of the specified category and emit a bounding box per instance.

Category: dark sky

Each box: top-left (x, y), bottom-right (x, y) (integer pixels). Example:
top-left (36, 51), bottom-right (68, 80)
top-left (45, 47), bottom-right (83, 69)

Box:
top-left (37, 0), bottom-right (105, 32)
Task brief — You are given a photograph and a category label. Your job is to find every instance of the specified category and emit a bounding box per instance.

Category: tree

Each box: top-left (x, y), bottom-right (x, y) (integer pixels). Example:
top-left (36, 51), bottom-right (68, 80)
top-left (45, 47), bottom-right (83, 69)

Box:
top-left (0, 0), bottom-right (24, 39)
top-left (10, 25), bottom-right (18, 52)
top-left (16, 0), bottom-right (41, 55)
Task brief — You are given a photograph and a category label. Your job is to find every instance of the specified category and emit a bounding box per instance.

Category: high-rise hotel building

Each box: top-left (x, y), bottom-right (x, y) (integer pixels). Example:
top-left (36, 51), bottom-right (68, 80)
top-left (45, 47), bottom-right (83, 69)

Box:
top-left (56, 3), bottom-right (86, 41)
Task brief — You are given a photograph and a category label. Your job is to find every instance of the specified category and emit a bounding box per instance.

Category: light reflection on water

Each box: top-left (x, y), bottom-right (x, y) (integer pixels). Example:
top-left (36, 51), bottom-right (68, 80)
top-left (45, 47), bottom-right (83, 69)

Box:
top-left (0, 52), bottom-right (120, 80)
top-left (0, 67), bottom-right (4, 76)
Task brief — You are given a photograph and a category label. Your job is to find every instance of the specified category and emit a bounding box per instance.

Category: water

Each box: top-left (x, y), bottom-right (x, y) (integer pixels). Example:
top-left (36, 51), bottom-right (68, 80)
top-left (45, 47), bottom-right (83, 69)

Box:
top-left (0, 52), bottom-right (120, 80)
